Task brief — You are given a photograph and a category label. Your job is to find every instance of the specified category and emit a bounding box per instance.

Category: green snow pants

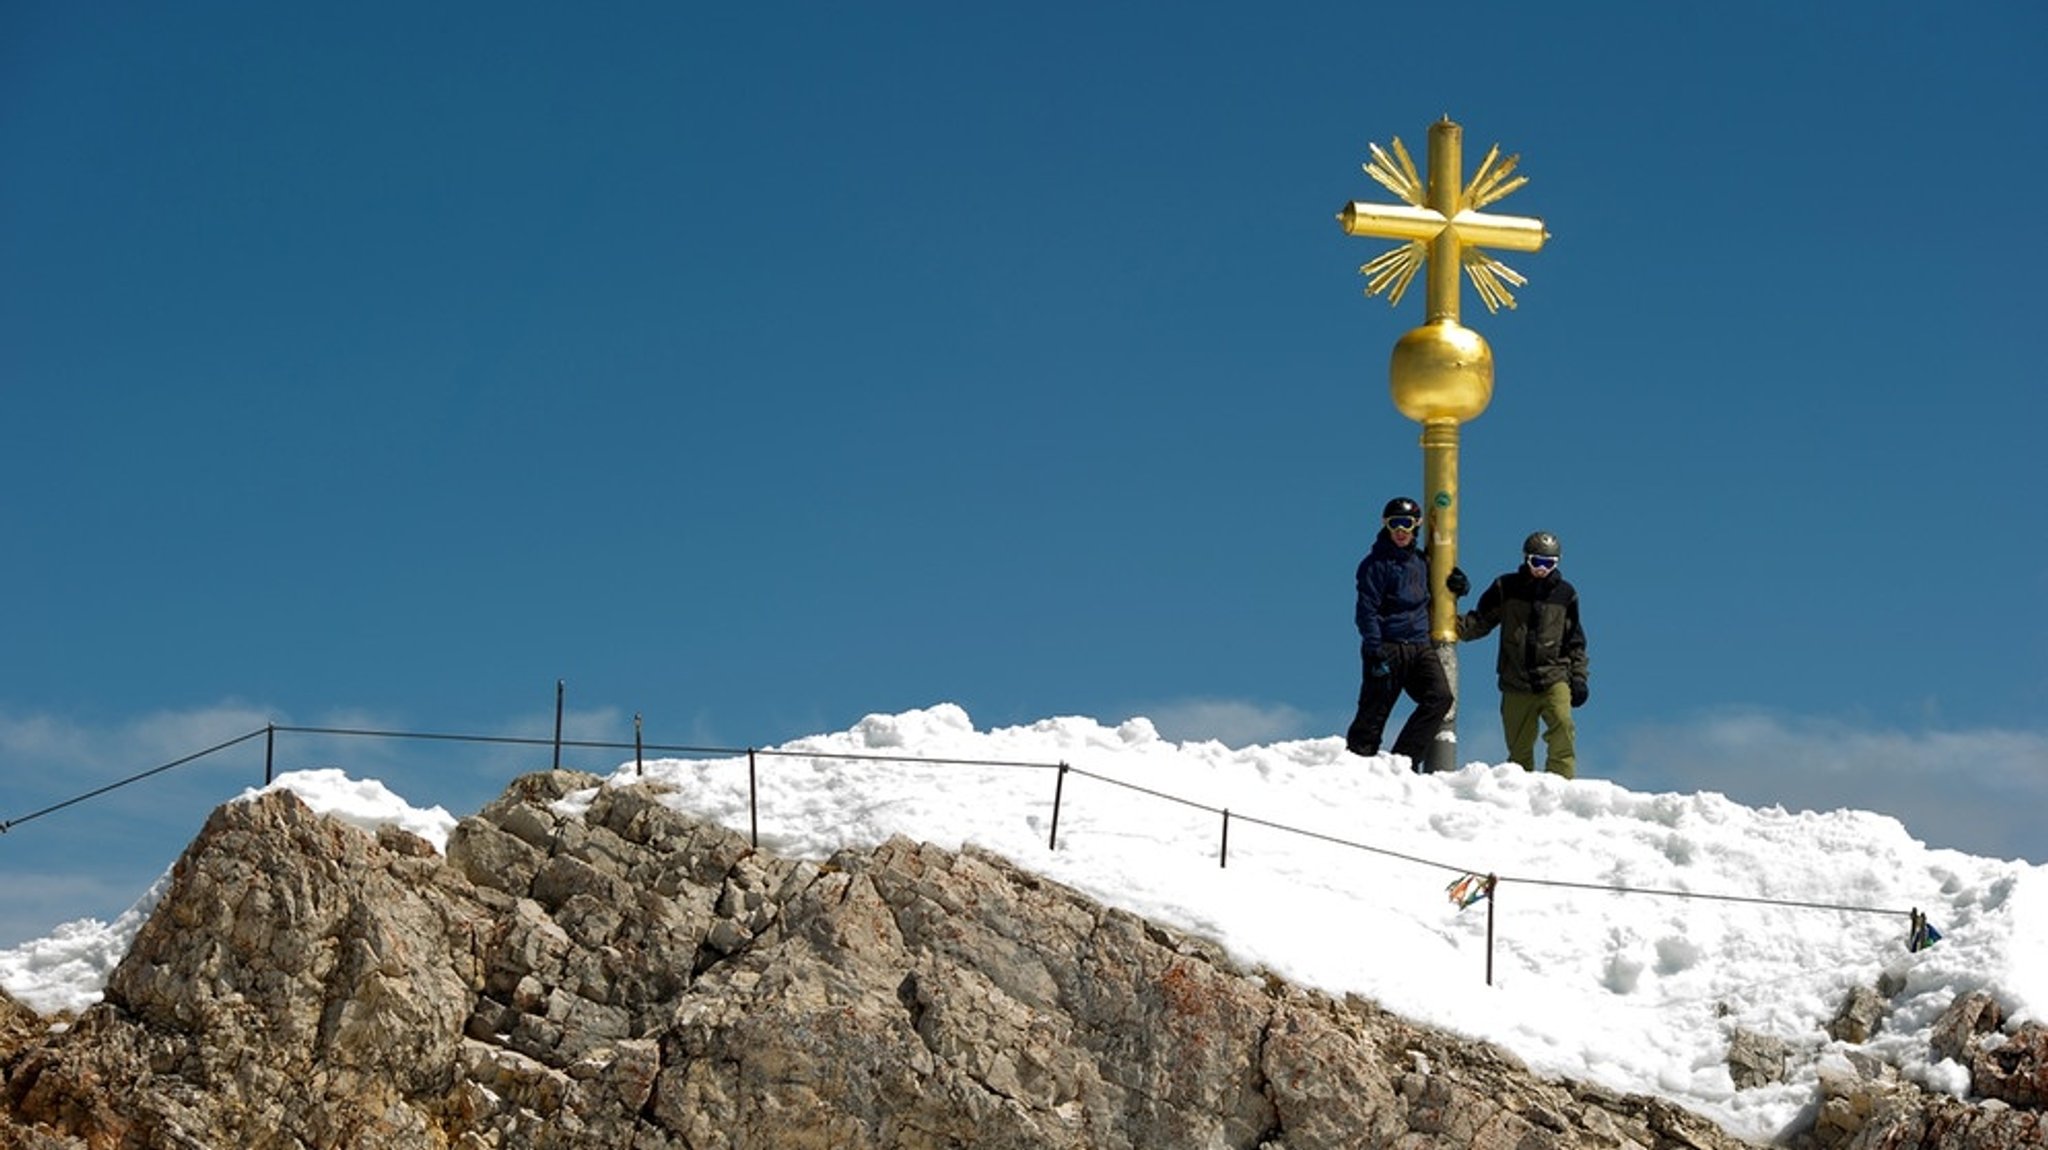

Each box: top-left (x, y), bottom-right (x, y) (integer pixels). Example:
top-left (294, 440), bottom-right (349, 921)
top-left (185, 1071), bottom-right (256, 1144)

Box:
top-left (1501, 681), bottom-right (1576, 779)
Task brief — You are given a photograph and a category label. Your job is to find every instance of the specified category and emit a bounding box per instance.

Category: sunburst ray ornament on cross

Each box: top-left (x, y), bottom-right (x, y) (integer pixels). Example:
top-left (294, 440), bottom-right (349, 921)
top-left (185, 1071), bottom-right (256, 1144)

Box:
top-left (1339, 125), bottom-right (1548, 314)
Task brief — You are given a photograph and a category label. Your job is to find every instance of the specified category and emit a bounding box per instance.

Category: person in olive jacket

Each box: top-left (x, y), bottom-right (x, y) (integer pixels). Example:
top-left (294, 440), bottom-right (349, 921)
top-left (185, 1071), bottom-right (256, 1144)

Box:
top-left (1346, 496), bottom-right (1468, 771)
top-left (1457, 531), bottom-right (1590, 778)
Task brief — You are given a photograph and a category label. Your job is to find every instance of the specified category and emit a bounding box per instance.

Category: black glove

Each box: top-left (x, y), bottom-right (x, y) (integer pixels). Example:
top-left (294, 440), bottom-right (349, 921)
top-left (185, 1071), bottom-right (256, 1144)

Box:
top-left (1446, 567), bottom-right (1469, 597)
top-left (1569, 678), bottom-right (1588, 708)
top-left (1369, 659), bottom-right (1391, 679)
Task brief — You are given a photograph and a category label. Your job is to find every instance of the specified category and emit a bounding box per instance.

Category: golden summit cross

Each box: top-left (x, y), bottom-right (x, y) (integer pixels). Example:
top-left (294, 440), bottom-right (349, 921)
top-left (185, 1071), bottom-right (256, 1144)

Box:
top-left (1333, 116), bottom-right (1550, 777)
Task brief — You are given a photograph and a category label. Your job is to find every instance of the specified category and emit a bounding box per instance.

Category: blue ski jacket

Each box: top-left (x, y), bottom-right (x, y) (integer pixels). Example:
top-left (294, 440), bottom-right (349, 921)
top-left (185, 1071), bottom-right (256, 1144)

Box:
top-left (1355, 530), bottom-right (1433, 653)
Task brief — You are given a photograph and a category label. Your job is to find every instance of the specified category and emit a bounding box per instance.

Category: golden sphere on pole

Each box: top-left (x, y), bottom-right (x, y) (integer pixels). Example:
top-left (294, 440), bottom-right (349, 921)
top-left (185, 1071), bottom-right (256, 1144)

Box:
top-left (1389, 319), bottom-right (1493, 423)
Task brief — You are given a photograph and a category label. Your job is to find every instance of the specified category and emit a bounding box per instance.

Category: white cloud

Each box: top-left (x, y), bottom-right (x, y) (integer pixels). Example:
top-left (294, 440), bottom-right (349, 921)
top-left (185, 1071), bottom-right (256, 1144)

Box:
top-left (0, 701), bottom-right (270, 773)
top-left (1135, 698), bottom-right (1316, 748)
top-left (1611, 709), bottom-right (2048, 864)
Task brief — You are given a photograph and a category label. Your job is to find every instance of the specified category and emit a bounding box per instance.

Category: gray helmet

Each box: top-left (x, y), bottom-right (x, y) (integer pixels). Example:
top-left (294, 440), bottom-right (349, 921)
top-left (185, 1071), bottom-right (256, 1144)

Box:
top-left (1523, 531), bottom-right (1561, 559)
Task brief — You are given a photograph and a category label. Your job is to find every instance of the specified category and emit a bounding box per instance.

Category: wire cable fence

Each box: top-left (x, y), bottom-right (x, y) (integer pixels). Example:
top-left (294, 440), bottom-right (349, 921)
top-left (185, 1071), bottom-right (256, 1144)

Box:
top-left (0, 689), bottom-right (1942, 984)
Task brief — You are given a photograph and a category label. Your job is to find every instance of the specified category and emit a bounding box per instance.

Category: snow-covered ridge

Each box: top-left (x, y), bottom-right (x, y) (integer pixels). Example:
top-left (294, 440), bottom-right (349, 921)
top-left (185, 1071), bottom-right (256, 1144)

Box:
top-left (5, 704), bottom-right (2040, 1144)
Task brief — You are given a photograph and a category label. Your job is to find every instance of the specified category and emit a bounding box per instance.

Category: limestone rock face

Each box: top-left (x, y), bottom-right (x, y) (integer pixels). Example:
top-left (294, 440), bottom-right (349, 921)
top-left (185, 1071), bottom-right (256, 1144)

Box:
top-left (0, 772), bottom-right (2033, 1149)
top-left (1797, 988), bottom-right (2047, 1150)
top-left (1727, 1030), bottom-right (1790, 1091)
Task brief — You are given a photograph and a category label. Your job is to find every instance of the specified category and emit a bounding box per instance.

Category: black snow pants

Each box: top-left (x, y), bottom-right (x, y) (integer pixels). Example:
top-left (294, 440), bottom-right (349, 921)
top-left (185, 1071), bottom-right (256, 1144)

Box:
top-left (1345, 639), bottom-right (1452, 770)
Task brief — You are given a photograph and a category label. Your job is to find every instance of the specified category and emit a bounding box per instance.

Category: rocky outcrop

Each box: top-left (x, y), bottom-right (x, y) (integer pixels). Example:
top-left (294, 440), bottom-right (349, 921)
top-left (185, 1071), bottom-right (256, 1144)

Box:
top-left (0, 772), bottom-right (2034, 1149)
top-left (1810, 1060), bottom-right (2045, 1150)
top-left (1791, 987), bottom-right (2047, 1149)
top-left (1727, 1030), bottom-right (1790, 1091)
top-left (1927, 992), bottom-right (2048, 1111)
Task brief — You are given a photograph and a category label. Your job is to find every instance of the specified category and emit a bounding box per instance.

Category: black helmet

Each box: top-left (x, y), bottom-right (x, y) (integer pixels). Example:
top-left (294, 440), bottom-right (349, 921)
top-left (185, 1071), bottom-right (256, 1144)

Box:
top-left (1382, 497), bottom-right (1422, 520)
top-left (1523, 531), bottom-right (1561, 559)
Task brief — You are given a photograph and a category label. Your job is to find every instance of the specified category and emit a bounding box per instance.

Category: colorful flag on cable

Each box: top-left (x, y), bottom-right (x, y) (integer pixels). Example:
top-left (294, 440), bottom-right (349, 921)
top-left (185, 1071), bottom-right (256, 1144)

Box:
top-left (1908, 909), bottom-right (1943, 952)
top-left (1446, 873), bottom-right (1494, 909)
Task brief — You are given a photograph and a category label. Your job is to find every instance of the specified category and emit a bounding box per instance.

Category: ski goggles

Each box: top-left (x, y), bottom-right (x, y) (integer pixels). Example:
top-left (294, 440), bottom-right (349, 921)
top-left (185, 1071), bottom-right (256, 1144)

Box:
top-left (1384, 515), bottom-right (1421, 532)
top-left (1525, 554), bottom-right (1559, 572)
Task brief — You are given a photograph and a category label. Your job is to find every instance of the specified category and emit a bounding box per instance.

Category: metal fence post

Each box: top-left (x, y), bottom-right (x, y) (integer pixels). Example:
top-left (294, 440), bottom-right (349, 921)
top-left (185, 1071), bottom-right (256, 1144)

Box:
top-left (747, 749), bottom-right (759, 848)
top-left (552, 680), bottom-right (565, 770)
top-left (1485, 874), bottom-right (1499, 986)
top-left (1047, 762), bottom-right (1068, 851)
top-left (1220, 808), bottom-right (1231, 868)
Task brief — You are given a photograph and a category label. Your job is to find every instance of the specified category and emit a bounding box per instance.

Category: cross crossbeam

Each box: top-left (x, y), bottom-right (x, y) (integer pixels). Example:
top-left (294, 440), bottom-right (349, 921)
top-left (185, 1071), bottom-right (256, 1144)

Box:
top-left (1336, 119), bottom-right (1549, 317)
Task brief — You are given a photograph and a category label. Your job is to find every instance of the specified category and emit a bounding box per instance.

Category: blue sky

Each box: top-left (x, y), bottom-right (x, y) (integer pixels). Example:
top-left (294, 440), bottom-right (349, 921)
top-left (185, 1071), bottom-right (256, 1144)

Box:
top-left (3, 3), bottom-right (2045, 944)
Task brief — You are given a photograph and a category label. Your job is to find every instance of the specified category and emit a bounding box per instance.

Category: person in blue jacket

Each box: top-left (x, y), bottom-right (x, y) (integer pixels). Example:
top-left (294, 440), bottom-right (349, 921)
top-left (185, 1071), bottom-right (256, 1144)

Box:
top-left (1345, 496), bottom-right (1467, 770)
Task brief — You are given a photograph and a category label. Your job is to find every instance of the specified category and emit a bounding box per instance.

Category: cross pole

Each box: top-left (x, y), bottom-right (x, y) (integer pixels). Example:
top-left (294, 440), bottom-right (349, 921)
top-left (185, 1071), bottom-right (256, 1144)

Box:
top-left (1337, 116), bottom-right (1547, 774)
